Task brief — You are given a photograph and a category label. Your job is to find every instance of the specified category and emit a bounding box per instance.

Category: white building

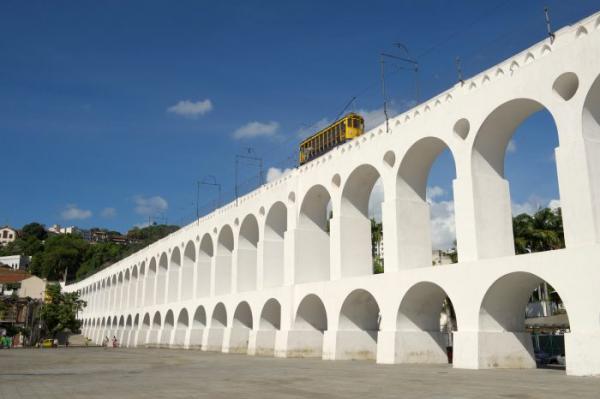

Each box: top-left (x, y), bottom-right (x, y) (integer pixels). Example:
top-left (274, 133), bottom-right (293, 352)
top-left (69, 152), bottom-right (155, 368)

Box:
top-left (67, 12), bottom-right (600, 377)
top-left (0, 255), bottom-right (30, 271)
top-left (17, 276), bottom-right (47, 300)
top-left (0, 226), bottom-right (17, 246)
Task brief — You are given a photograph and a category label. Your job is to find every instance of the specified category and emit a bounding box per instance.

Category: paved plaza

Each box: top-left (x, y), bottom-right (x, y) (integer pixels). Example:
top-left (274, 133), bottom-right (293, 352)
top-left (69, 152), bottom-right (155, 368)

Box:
top-left (1, 348), bottom-right (600, 398)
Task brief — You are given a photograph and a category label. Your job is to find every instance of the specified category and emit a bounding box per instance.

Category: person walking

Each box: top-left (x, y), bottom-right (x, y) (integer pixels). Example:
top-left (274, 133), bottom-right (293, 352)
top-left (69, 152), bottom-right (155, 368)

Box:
top-left (112, 335), bottom-right (118, 348)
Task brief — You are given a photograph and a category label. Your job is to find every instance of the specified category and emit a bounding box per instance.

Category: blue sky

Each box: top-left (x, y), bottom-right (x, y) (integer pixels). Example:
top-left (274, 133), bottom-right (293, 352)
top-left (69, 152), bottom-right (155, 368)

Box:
top-left (1, 0), bottom-right (597, 243)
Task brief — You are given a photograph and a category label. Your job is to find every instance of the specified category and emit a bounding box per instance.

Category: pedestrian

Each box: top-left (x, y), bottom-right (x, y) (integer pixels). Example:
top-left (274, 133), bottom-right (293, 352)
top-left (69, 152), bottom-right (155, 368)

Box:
top-left (112, 335), bottom-right (118, 348)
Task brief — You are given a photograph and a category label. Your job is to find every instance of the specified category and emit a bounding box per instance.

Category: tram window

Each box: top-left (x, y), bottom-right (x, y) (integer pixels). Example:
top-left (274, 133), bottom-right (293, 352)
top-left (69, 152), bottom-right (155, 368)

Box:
top-left (342, 123), bottom-right (346, 134)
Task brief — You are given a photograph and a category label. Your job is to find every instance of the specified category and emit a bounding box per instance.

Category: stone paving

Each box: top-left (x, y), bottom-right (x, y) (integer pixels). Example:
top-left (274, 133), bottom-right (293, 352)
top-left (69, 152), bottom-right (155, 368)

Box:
top-left (1, 347), bottom-right (599, 398)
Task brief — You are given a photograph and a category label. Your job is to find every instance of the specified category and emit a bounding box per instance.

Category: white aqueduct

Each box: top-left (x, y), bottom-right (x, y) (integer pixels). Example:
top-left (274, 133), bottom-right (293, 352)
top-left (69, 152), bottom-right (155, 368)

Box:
top-left (68, 12), bottom-right (600, 376)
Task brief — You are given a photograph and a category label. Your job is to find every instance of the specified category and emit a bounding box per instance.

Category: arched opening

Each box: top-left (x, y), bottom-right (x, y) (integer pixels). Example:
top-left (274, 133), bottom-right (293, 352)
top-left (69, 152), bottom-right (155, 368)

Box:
top-left (397, 137), bottom-right (457, 268)
top-left (110, 275), bottom-right (117, 309)
top-left (137, 262), bottom-right (145, 307)
top-left (124, 270), bottom-right (131, 309)
top-left (336, 289), bottom-right (380, 360)
top-left (237, 215), bottom-right (259, 292)
top-left (260, 298), bottom-right (281, 330)
top-left (173, 308), bottom-right (189, 347)
top-left (124, 315), bottom-right (133, 347)
top-left (230, 301), bottom-right (253, 353)
top-left (190, 305), bottom-right (206, 348)
top-left (145, 258), bottom-right (156, 306)
top-left (130, 266), bottom-right (138, 309)
top-left (582, 74), bottom-right (600, 240)
top-left (478, 272), bottom-right (569, 371)
top-left (117, 273), bottom-right (123, 310)
top-left (147, 311), bottom-right (161, 347)
top-left (157, 253), bottom-right (168, 304)
top-left (168, 247), bottom-right (181, 303)
top-left (297, 185), bottom-right (332, 283)
top-left (396, 282), bottom-right (456, 364)
top-left (472, 99), bottom-right (563, 259)
top-left (197, 234), bottom-right (213, 297)
top-left (162, 310), bottom-right (175, 346)
top-left (263, 202), bottom-right (287, 288)
top-left (207, 303), bottom-right (227, 351)
top-left (341, 164), bottom-right (383, 276)
top-left (216, 226), bottom-right (234, 295)
top-left (289, 294), bottom-right (328, 357)
top-left (181, 241), bottom-right (195, 300)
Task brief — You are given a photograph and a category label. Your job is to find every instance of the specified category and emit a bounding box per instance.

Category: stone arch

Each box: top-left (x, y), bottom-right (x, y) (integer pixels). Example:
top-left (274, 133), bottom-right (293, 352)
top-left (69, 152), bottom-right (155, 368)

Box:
top-left (173, 308), bottom-right (189, 347)
top-left (336, 289), bottom-right (380, 360)
top-left (156, 253), bottom-right (168, 305)
top-left (254, 298), bottom-right (281, 356)
top-left (478, 272), bottom-right (570, 370)
top-left (193, 306), bottom-right (207, 328)
top-left (233, 301), bottom-right (253, 329)
top-left (190, 305), bottom-right (206, 348)
top-left (260, 298), bottom-right (281, 330)
top-left (145, 258), bottom-right (156, 306)
top-left (396, 281), bottom-right (456, 364)
top-left (211, 303), bottom-right (227, 328)
top-left (152, 311), bottom-right (162, 329)
top-left (117, 272), bottom-right (124, 310)
top-left (168, 247), bottom-right (181, 302)
top-left (207, 302), bottom-right (227, 351)
top-left (177, 308), bottom-right (189, 328)
top-left (230, 301), bottom-right (253, 353)
top-left (130, 265), bottom-right (138, 309)
top-left (181, 241), bottom-right (195, 300)
top-left (297, 185), bottom-right (332, 283)
top-left (237, 214), bottom-right (259, 292)
top-left (582, 73), bottom-right (600, 238)
top-left (197, 234), bottom-right (213, 297)
top-left (290, 294), bottom-right (328, 357)
top-left (471, 98), bottom-right (560, 259)
top-left (119, 315), bottom-right (125, 327)
top-left (164, 310), bottom-right (175, 328)
top-left (396, 136), bottom-right (457, 267)
top-left (263, 202), bottom-right (287, 288)
top-left (134, 314), bottom-right (139, 328)
top-left (142, 313), bottom-right (151, 330)
top-left (340, 164), bottom-right (383, 277)
top-left (216, 226), bottom-right (234, 295)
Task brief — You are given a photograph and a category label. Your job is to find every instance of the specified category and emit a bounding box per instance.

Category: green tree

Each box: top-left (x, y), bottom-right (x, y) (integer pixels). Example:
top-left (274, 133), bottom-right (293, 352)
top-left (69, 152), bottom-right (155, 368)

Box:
top-left (21, 222), bottom-right (48, 241)
top-left (513, 207), bottom-right (564, 254)
top-left (39, 284), bottom-right (86, 338)
top-left (31, 234), bottom-right (87, 280)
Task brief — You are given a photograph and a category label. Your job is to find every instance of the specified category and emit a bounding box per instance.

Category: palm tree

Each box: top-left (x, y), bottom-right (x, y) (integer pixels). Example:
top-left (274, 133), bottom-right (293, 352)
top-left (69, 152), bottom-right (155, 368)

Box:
top-left (513, 207), bottom-right (564, 254)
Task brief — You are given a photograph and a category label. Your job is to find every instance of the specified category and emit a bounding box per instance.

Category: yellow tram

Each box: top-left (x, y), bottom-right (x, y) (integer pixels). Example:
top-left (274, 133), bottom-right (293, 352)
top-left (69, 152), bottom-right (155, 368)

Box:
top-left (299, 113), bottom-right (365, 165)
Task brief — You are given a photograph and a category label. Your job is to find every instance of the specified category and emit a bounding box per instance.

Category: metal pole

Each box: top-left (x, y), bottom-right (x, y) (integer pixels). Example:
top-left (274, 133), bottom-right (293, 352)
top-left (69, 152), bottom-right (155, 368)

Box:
top-left (380, 55), bottom-right (389, 133)
top-left (544, 7), bottom-right (555, 43)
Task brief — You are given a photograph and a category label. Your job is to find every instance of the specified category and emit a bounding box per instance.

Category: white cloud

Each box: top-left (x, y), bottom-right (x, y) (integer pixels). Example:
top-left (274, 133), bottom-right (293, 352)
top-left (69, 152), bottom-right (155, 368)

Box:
top-left (61, 204), bottom-right (92, 220)
top-left (507, 139), bottom-right (517, 153)
top-left (133, 195), bottom-right (168, 216)
top-left (426, 186), bottom-right (445, 201)
top-left (101, 207), bottom-right (116, 218)
top-left (357, 107), bottom-right (394, 132)
top-left (512, 195), bottom-right (559, 216)
top-left (266, 167), bottom-right (293, 183)
top-left (296, 118), bottom-right (331, 138)
top-left (233, 121), bottom-right (279, 139)
top-left (167, 99), bottom-right (213, 118)
top-left (430, 199), bottom-right (456, 250)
